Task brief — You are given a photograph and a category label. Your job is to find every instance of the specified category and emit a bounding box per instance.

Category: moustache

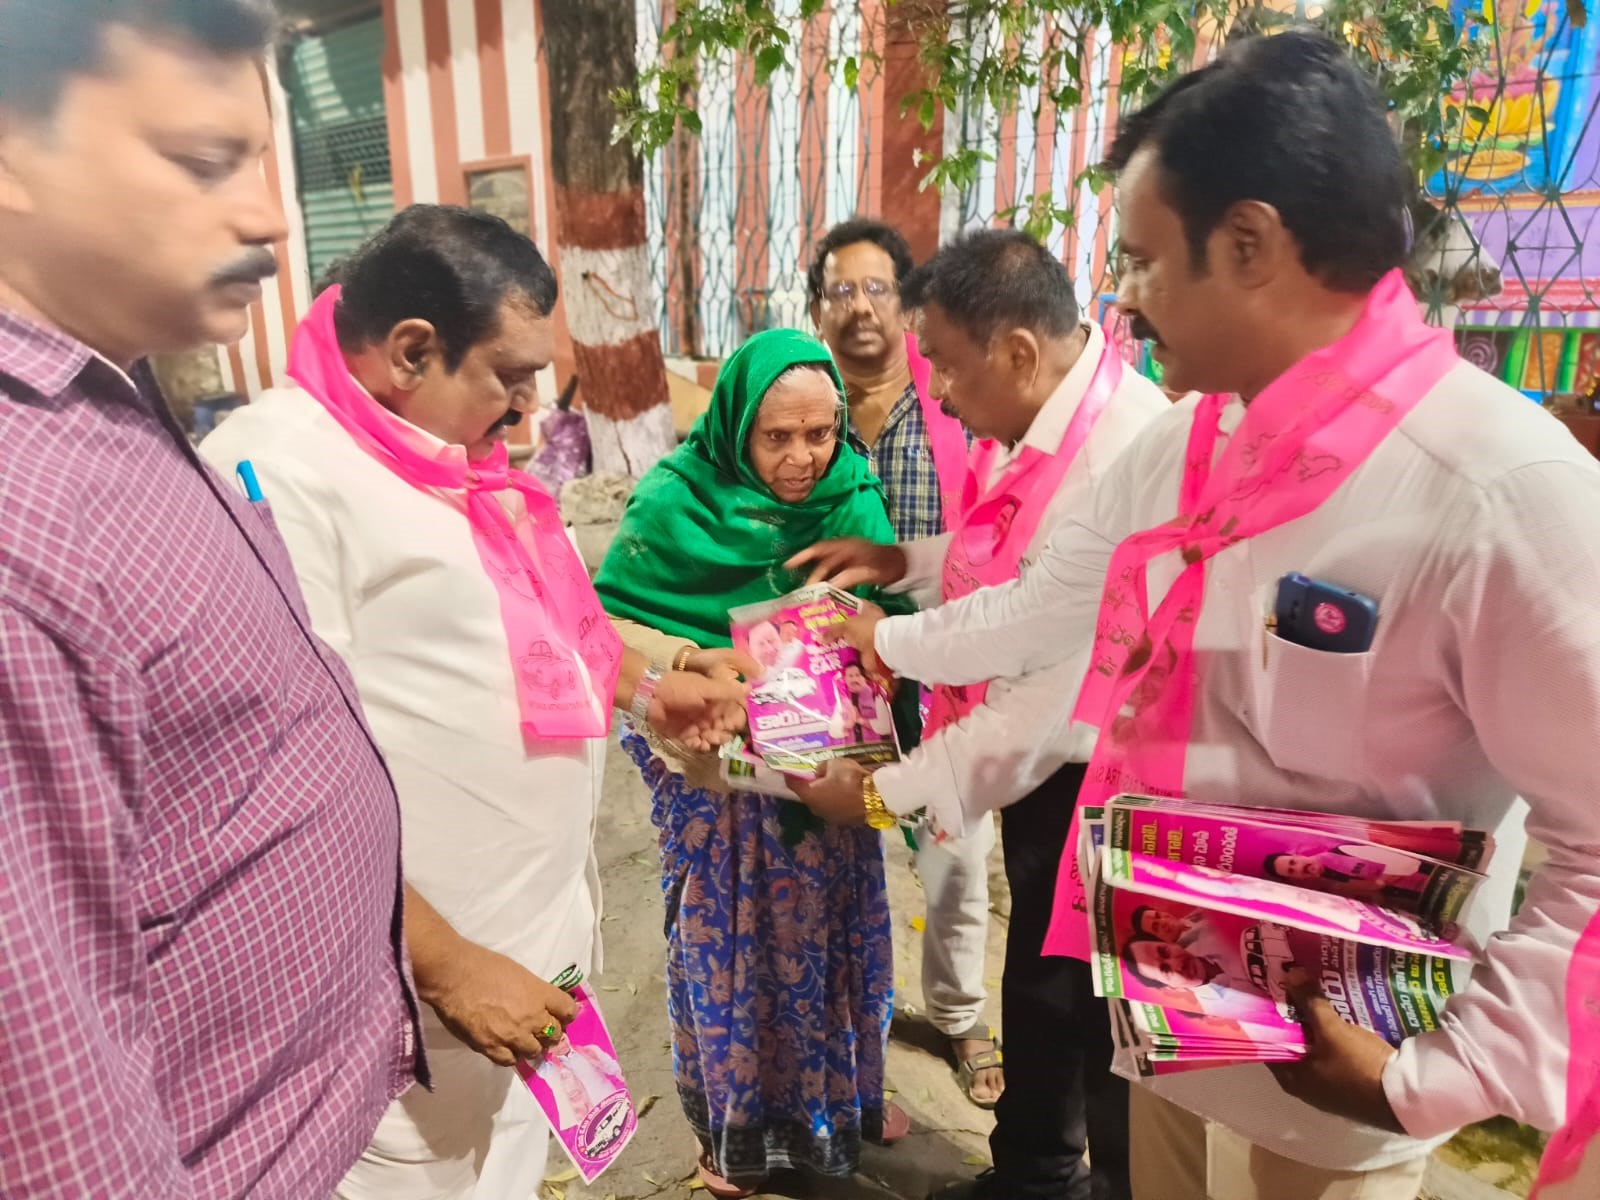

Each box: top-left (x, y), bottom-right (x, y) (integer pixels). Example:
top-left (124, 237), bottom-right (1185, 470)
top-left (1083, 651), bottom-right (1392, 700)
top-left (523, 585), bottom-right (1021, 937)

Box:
top-left (209, 247), bottom-right (279, 288)
top-left (1128, 316), bottom-right (1161, 345)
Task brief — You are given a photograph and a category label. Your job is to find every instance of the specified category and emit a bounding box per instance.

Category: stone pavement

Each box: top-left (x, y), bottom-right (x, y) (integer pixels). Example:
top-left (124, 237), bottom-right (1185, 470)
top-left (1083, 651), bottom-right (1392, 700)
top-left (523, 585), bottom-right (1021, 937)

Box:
top-left (554, 736), bottom-right (1531, 1200)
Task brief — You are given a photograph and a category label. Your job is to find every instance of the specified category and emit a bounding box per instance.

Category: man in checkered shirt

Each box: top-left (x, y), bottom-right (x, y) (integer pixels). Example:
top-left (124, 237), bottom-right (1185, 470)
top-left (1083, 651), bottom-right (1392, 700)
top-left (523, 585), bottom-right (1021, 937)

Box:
top-left (0, 3), bottom-right (424, 1195)
top-left (807, 220), bottom-right (1003, 1109)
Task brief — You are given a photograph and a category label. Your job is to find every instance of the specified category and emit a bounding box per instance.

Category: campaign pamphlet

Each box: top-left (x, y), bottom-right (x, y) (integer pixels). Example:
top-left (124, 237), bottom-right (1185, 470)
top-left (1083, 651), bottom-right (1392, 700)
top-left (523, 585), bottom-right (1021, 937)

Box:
top-left (729, 584), bottom-right (901, 776)
top-left (1102, 794), bottom-right (1487, 922)
top-left (1082, 796), bottom-right (1492, 1079)
top-left (514, 985), bottom-right (636, 1183)
top-left (718, 737), bottom-right (802, 799)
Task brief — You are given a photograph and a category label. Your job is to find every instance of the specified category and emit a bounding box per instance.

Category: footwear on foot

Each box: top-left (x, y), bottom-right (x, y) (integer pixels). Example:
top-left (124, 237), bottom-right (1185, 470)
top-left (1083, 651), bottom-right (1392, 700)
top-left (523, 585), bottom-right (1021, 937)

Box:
top-left (928, 1167), bottom-right (1002, 1200)
top-left (949, 1024), bottom-right (1005, 1110)
top-left (878, 1099), bottom-right (911, 1145)
top-left (696, 1153), bottom-right (761, 1199)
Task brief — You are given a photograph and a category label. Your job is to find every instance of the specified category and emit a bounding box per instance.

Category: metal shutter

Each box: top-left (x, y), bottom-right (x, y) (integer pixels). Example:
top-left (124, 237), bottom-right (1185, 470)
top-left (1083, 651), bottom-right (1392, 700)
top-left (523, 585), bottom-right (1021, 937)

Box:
top-left (282, 16), bottom-right (394, 287)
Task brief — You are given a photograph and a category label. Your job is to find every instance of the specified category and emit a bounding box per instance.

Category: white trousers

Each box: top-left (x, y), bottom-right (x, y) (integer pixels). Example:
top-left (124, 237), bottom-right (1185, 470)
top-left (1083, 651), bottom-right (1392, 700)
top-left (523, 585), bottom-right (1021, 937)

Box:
top-left (913, 810), bottom-right (997, 1037)
top-left (335, 1020), bottom-right (550, 1200)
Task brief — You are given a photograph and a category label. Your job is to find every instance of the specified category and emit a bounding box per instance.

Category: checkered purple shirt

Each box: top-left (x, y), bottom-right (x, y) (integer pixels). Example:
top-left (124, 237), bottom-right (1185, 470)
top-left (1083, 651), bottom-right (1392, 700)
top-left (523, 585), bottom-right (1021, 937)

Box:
top-left (0, 310), bottom-right (423, 1197)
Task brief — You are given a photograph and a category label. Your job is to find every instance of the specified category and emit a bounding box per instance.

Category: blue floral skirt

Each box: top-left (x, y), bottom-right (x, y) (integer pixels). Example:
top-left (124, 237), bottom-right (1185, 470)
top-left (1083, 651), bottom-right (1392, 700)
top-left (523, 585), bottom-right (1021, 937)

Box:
top-left (621, 731), bottom-right (894, 1181)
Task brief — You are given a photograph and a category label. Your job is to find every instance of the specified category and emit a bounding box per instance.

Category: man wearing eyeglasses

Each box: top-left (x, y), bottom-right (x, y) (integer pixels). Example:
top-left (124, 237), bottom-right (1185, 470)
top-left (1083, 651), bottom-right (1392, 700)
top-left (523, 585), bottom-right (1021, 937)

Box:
top-left (805, 218), bottom-right (1008, 1110)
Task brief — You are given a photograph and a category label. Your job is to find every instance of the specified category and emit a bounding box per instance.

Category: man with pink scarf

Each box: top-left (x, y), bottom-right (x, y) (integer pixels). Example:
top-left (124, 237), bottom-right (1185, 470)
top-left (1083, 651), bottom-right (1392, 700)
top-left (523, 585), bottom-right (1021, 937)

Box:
top-left (827, 31), bottom-right (1600, 1200)
top-left (201, 205), bottom-right (749, 1200)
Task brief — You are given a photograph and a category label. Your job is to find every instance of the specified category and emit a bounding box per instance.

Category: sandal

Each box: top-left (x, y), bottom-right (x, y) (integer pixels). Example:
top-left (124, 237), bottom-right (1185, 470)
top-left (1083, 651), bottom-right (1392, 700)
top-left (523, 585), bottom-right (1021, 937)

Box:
top-left (951, 1027), bottom-right (1005, 1111)
top-left (697, 1153), bottom-right (760, 1199)
top-left (879, 1099), bottom-right (911, 1145)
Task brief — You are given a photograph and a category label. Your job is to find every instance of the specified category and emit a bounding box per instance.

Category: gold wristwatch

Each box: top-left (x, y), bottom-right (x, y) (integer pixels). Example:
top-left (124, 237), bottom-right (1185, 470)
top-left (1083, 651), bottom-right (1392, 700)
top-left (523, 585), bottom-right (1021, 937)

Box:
top-left (861, 775), bottom-right (897, 831)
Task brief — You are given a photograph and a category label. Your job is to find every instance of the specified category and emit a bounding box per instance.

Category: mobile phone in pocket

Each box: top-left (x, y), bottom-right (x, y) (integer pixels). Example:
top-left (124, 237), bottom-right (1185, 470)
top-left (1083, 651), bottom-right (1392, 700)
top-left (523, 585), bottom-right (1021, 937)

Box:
top-left (1270, 572), bottom-right (1378, 654)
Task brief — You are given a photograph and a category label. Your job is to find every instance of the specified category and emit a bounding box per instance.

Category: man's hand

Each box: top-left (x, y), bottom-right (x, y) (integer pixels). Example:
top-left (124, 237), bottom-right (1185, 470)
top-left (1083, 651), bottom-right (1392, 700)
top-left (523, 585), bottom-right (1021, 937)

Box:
top-left (820, 601), bottom-right (889, 677)
top-left (788, 758), bottom-right (871, 825)
top-left (1268, 969), bottom-right (1404, 1132)
top-left (650, 669), bottom-right (749, 750)
top-left (786, 538), bottom-right (908, 590)
top-left (423, 940), bottom-right (577, 1067)
top-left (681, 647), bottom-right (762, 684)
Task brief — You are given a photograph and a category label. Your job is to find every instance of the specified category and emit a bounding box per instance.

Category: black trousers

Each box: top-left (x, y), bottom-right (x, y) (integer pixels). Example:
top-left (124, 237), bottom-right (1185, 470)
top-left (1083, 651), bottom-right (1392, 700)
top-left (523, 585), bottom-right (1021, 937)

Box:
top-left (989, 761), bottom-right (1130, 1200)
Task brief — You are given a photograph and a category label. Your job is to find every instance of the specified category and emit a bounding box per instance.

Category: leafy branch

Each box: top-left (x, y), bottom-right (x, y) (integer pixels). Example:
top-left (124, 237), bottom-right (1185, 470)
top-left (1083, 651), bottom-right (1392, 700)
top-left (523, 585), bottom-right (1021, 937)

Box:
top-left (614, 1), bottom-right (1491, 245)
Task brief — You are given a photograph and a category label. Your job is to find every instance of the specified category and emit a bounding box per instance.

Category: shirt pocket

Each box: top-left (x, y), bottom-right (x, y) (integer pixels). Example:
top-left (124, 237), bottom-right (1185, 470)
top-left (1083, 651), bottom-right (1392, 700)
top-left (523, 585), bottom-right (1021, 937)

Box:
top-left (1254, 632), bottom-right (1375, 779)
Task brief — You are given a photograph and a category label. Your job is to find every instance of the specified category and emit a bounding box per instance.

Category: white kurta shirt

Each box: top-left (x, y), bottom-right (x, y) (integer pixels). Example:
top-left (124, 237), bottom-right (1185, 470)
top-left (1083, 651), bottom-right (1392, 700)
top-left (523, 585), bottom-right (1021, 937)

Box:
top-left (201, 387), bottom-right (604, 990)
top-left (874, 359), bottom-right (1600, 1170)
top-left (875, 324), bottom-right (1169, 835)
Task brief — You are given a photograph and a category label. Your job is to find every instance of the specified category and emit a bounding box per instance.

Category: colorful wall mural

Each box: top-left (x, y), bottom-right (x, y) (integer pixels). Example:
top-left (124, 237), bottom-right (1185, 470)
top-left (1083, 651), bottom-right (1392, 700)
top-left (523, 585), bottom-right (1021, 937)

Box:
top-left (1432, 0), bottom-right (1600, 401)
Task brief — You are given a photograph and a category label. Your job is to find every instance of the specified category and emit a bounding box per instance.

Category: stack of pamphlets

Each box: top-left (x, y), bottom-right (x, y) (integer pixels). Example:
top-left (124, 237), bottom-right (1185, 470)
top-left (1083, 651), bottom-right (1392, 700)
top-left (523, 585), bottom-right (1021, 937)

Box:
top-left (728, 584), bottom-right (902, 778)
top-left (1080, 795), bottom-right (1493, 1077)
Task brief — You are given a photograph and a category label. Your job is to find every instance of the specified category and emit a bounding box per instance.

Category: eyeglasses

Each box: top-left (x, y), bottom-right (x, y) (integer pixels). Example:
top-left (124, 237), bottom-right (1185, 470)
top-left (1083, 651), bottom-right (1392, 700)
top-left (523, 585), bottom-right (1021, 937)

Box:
top-left (821, 278), bottom-right (898, 308)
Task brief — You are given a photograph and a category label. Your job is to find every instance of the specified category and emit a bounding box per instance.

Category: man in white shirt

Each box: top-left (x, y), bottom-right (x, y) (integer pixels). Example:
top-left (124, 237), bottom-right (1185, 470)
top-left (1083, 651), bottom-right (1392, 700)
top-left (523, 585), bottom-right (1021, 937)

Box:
top-left (820, 31), bottom-right (1600, 1200)
top-left (202, 205), bottom-right (749, 1200)
top-left (791, 229), bottom-right (1167, 1200)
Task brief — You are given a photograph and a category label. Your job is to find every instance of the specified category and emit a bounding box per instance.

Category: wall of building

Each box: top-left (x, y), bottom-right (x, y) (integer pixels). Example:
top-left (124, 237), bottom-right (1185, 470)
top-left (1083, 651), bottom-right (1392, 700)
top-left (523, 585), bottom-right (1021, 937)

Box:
top-left (218, 0), bottom-right (571, 419)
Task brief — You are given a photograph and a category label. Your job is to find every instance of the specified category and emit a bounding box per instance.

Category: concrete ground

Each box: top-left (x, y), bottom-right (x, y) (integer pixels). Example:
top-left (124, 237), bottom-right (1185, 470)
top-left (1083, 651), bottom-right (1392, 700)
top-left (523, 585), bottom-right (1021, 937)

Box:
top-left (553, 736), bottom-right (1531, 1200)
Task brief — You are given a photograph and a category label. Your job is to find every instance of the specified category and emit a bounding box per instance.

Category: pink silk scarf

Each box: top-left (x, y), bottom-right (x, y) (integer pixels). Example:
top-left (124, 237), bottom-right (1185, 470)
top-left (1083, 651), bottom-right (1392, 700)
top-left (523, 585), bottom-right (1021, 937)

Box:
top-left (925, 341), bottom-right (1122, 736)
top-left (1531, 908), bottom-right (1600, 1196)
top-left (287, 286), bottom-right (622, 742)
top-left (1044, 270), bottom-right (1461, 959)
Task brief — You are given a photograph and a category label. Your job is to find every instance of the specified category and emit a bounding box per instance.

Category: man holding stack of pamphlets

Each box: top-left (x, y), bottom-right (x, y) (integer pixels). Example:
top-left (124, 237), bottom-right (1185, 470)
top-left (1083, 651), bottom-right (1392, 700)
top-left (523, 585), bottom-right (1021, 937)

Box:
top-left (801, 29), bottom-right (1600, 1200)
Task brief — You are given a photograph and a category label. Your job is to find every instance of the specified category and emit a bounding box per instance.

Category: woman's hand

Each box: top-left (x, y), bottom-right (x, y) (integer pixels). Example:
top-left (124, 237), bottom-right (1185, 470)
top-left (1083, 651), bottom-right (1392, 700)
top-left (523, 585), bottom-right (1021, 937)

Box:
top-left (682, 647), bottom-right (762, 683)
top-left (649, 669), bottom-right (750, 750)
top-left (785, 538), bottom-right (908, 590)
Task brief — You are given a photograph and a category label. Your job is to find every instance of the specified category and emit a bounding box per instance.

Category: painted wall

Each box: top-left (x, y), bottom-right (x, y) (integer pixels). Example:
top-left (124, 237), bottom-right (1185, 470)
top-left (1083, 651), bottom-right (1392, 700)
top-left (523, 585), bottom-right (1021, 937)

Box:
top-left (219, 0), bottom-right (571, 415)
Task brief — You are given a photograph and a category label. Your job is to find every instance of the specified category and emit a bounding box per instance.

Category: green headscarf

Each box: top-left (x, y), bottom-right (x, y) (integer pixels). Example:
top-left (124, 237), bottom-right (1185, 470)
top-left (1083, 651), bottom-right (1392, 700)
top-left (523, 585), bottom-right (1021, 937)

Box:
top-left (595, 328), bottom-right (904, 649)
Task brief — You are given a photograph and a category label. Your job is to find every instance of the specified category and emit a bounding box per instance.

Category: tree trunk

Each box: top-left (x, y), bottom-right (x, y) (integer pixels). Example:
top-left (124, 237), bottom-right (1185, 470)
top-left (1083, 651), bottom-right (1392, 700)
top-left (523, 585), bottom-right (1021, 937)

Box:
top-left (542, 0), bottom-right (675, 478)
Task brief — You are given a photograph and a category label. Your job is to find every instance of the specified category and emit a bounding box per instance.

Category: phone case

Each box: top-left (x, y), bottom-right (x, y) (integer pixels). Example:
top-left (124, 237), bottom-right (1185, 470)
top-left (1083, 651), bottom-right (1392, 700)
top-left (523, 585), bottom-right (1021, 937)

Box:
top-left (1272, 572), bottom-right (1378, 654)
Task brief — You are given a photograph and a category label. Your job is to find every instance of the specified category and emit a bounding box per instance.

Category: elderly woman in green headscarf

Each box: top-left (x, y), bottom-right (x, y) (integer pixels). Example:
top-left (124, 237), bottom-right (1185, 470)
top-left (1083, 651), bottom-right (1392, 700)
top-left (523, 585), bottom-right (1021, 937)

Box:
top-left (594, 329), bottom-right (912, 1196)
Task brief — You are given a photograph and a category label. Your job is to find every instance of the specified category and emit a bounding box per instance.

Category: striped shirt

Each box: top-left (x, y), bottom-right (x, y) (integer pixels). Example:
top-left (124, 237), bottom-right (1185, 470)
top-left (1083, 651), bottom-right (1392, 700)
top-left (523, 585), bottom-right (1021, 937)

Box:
top-left (848, 381), bottom-right (958, 541)
top-left (0, 308), bottom-right (422, 1198)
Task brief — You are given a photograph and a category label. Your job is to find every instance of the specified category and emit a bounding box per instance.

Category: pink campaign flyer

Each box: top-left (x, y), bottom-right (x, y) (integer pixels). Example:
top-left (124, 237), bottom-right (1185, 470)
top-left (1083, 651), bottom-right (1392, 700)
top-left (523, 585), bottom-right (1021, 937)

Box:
top-left (1102, 796), bottom-right (1488, 922)
top-left (729, 584), bottom-right (901, 776)
top-left (514, 985), bottom-right (636, 1183)
top-left (1090, 866), bottom-right (1464, 1044)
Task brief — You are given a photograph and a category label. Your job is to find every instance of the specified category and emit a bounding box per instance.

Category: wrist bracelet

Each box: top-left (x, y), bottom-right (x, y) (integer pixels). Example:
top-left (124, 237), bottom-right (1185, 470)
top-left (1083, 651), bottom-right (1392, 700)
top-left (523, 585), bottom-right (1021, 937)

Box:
top-left (630, 663), bottom-right (665, 725)
top-left (672, 645), bottom-right (694, 673)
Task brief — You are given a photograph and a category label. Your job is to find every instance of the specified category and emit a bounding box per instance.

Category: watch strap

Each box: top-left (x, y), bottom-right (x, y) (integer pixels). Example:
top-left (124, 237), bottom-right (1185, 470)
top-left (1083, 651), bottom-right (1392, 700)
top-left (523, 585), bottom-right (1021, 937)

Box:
top-left (862, 774), bottom-right (896, 831)
top-left (630, 663), bottom-right (665, 725)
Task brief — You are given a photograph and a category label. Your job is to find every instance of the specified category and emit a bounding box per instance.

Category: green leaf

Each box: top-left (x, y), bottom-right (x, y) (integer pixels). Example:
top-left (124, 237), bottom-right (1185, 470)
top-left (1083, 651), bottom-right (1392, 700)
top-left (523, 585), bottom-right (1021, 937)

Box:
top-left (917, 92), bottom-right (937, 132)
top-left (755, 45), bottom-right (786, 85)
top-left (682, 109), bottom-right (703, 136)
top-left (843, 54), bottom-right (859, 91)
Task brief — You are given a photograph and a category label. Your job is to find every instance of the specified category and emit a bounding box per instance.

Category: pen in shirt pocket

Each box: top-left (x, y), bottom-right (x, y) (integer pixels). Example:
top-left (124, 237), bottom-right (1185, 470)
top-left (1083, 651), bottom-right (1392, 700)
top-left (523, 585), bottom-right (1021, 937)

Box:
top-left (236, 460), bottom-right (266, 504)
